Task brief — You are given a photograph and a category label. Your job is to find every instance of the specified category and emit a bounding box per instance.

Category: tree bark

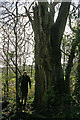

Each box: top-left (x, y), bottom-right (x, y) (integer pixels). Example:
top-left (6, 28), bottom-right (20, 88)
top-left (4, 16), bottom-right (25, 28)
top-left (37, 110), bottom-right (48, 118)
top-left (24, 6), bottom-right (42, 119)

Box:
top-left (32, 2), bottom-right (71, 109)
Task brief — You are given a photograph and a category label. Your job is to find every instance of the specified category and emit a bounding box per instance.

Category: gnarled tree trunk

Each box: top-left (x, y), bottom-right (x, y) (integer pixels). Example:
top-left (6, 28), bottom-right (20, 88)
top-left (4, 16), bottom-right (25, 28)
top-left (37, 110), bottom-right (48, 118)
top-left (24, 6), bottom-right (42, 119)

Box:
top-left (26, 2), bottom-right (70, 109)
top-left (32, 2), bottom-right (71, 109)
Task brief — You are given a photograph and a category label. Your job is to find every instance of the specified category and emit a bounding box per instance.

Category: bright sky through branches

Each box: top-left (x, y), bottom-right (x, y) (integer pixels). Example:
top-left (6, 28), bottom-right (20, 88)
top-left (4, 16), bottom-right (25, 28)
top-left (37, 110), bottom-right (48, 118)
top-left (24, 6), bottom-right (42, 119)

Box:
top-left (0, 0), bottom-right (79, 67)
top-left (0, 0), bottom-right (79, 2)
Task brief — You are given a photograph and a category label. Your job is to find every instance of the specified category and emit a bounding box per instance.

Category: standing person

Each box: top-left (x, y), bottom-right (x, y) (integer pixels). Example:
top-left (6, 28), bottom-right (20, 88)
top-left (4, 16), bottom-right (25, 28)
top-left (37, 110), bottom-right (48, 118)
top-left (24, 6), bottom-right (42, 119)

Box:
top-left (19, 71), bottom-right (31, 107)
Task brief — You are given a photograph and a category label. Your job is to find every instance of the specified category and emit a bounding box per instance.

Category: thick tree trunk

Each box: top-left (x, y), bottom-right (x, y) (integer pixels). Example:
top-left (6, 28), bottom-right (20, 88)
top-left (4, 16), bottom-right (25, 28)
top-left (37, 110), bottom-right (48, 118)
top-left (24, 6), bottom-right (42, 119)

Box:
top-left (32, 2), bottom-right (71, 109)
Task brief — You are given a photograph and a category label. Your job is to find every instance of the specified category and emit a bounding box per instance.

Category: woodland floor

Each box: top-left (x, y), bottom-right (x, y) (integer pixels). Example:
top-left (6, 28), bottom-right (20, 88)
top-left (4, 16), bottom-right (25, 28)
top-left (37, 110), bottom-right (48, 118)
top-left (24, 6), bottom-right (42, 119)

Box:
top-left (2, 102), bottom-right (50, 120)
top-left (2, 85), bottom-right (80, 119)
top-left (2, 101), bottom-right (80, 120)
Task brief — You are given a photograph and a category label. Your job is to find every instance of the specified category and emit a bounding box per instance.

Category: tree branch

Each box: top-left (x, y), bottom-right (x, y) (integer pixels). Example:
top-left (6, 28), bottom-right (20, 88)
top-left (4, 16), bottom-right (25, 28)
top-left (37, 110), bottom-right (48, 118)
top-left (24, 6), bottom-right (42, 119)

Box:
top-left (55, 2), bottom-right (71, 42)
top-left (2, 55), bottom-right (16, 74)
top-left (69, 14), bottom-right (77, 33)
top-left (60, 49), bottom-right (69, 56)
top-left (24, 6), bottom-right (33, 28)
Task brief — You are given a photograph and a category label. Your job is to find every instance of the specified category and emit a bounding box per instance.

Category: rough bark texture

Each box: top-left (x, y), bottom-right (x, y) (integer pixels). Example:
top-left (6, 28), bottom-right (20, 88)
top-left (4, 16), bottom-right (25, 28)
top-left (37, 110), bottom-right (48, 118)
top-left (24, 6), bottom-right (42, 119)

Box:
top-left (32, 2), bottom-right (71, 109)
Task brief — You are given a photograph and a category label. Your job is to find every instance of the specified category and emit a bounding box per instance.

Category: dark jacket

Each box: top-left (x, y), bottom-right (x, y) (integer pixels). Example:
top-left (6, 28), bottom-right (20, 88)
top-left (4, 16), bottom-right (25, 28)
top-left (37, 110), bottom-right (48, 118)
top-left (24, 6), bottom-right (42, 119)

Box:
top-left (19, 75), bottom-right (31, 96)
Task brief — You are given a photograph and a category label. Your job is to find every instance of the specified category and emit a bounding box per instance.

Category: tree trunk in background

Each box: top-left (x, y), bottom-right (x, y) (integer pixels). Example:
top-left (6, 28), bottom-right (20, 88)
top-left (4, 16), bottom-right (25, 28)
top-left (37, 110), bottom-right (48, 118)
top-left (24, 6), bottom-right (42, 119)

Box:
top-left (32, 2), bottom-right (71, 109)
top-left (23, 27), bottom-right (26, 71)
top-left (31, 64), bottom-right (33, 77)
top-left (65, 41), bottom-right (77, 95)
top-left (77, 1), bottom-right (80, 103)
top-left (6, 38), bottom-right (9, 98)
top-left (14, 2), bottom-right (18, 108)
top-left (77, 44), bottom-right (80, 103)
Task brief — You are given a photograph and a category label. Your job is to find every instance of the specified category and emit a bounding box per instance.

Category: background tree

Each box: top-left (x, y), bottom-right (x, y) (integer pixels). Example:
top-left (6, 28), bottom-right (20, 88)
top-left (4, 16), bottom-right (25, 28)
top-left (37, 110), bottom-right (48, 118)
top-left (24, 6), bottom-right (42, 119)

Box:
top-left (68, 2), bottom-right (80, 104)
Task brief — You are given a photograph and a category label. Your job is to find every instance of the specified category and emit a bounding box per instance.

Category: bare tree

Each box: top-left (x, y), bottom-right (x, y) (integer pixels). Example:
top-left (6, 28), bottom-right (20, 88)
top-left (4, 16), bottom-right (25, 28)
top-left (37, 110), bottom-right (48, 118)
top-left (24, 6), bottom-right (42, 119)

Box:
top-left (0, 1), bottom-right (34, 105)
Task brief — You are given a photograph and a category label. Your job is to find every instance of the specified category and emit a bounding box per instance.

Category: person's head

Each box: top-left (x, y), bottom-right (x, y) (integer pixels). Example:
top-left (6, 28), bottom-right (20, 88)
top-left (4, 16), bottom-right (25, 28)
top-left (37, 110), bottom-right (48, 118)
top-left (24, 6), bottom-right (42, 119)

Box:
top-left (23, 71), bottom-right (27, 76)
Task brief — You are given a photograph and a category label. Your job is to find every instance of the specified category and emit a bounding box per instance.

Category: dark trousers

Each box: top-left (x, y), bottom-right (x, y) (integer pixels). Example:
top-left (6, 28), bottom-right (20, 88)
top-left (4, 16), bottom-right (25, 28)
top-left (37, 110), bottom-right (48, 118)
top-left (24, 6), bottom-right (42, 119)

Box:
top-left (22, 92), bottom-right (28, 106)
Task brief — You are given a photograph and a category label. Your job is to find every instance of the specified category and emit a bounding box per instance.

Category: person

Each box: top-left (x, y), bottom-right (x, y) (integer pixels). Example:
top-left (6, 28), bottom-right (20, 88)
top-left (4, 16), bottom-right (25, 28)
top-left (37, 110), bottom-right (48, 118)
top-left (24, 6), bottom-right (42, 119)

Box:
top-left (19, 71), bottom-right (31, 107)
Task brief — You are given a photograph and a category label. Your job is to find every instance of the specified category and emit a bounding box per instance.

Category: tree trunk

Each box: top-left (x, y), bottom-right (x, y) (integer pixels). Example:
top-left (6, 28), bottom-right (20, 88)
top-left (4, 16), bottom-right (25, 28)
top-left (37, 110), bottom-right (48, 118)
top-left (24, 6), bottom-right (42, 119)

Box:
top-left (14, 2), bottom-right (18, 108)
top-left (77, 0), bottom-right (80, 103)
top-left (6, 38), bottom-right (9, 98)
top-left (65, 41), bottom-right (77, 95)
top-left (77, 45), bottom-right (80, 103)
top-left (32, 2), bottom-right (71, 109)
top-left (77, 28), bottom-right (80, 103)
